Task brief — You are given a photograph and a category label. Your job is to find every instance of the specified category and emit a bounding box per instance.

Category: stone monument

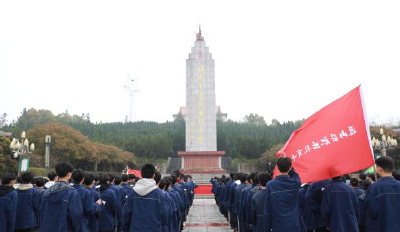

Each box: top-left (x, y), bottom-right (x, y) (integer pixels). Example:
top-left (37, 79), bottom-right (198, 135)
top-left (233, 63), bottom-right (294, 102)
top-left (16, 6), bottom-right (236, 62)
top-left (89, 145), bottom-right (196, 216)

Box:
top-left (178, 26), bottom-right (226, 173)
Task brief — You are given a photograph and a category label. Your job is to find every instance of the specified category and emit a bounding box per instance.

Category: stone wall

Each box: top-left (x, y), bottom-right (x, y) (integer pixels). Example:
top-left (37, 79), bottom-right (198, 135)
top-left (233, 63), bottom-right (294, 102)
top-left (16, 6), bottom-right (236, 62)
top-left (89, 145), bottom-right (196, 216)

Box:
top-left (236, 163), bottom-right (268, 173)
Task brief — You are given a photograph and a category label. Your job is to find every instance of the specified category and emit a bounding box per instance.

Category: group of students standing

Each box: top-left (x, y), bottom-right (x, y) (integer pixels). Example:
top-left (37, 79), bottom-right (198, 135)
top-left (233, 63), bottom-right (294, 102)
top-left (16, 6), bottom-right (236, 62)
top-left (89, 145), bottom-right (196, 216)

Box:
top-left (0, 162), bottom-right (196, 232)
top-left (211, 156), bottom-right (400, 232)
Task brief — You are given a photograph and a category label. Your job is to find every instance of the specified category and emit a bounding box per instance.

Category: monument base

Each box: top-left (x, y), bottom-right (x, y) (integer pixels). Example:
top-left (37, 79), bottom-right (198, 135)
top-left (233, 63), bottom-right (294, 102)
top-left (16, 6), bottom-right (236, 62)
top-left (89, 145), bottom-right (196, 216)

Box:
top-left (178, 151), bottom-right (226, 174)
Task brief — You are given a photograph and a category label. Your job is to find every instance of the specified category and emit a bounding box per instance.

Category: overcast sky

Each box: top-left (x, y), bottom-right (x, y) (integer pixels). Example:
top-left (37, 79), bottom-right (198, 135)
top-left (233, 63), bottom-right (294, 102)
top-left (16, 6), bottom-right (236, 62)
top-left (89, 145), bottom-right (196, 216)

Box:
top-left (1, 1), bottom-right (399, 125)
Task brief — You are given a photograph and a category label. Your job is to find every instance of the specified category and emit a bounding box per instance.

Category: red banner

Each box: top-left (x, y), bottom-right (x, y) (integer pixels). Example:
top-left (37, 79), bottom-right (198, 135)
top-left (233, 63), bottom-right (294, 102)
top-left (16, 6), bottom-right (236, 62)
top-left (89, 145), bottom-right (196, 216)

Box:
top-left (277, 85), bottom-right (374, 183)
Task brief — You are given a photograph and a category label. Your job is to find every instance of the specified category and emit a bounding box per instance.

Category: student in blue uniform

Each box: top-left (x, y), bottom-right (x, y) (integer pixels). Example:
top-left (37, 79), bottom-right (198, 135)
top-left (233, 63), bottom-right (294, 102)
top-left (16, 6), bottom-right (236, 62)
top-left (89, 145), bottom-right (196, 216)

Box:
top-left (234, 173), bottom-right (248, 232)
top-left (84, 174), bottom-right (101, 232)
top-left (39, 162), bottom-right (84, 232)
top-left (242, 172), bottom-right (259, 232)
top-left (171, 174), bottom-right (185, 229)
top-left (98, 174), bottom-right (119, 232)
top-left (298, 184), bottom-right (312, 232)
top-left (119, 174), bottom-right (132, 209)
top-left (306, 179), bottom-right (331, 232)
top-left (229, 174), bottom-right (239, 230)
top-left (71, 169), bottom-right (101, 232)
top-left (321, 176), bottom-right (359, 232)
top-left (15, 172), bottom-right (40, 232)
top-left (250, 173), bottom-right (271, 232)
top-left (127, 174), bottom-right (136, 188)
top-left (165, 177), bottom-right (182, 232)
top-left (33, 177), bottom-right (46, 232)
top-left (350, 178), bottom-right (365, 197)
top-left (264, 157), bottom-right (305, 232)
top-left (365, 156), bottom-right (400, 232)
top-left (0, 173), bottom-right (18, 232)
top-left (122, 164), bottom-right (168, 232)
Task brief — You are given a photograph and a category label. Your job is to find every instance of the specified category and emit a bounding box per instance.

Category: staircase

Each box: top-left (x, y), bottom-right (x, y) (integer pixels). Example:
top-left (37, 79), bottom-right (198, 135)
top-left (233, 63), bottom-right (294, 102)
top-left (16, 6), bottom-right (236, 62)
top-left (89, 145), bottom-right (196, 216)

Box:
top-left (166, 158), bottom-right (182, 174)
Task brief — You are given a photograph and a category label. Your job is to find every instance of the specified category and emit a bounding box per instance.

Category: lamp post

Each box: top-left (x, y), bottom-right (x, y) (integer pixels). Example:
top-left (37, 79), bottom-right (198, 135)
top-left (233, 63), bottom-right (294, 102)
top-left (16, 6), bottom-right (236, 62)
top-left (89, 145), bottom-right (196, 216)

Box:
top-left (45, 135), bottom-right (51, 175)
top-left (10, 131), bottom-right (35, 176)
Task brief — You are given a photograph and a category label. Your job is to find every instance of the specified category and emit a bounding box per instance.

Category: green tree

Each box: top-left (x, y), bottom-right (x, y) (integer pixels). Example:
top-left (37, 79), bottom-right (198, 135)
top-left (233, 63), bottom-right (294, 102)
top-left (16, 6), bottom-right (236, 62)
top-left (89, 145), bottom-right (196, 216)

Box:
top-left (259, 143), bottom-right (284, 168)
top-left (0, 135), bottom-right (18, 176)
top-left (243, 113), bottom-right (266, 125)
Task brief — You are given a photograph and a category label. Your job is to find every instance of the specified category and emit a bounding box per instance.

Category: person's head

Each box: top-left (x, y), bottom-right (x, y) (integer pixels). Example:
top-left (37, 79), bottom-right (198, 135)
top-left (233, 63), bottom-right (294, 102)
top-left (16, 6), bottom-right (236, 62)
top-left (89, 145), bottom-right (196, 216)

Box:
top-left (121, 174), bottom-right (129, 183)
top-left (277, 157), bottom-right (292, 174)
top-left (376, 156), bottom-right (395, 176)
top-left (258, 173), bottom-right (272, 187)
top-left (114, 176), bottom-right (122, 185)
top-left (21, 172), bottom-right (34, 184)
top-left (159, 179), bottom-right (167, 190)
top-left (350, 178), bottom-right (359, 188)
top-left (363, 180), bottom-right (372, 191)
top-left (71, 169), bottom-right (85, 184)
top-left (1, 173), bottom-right (16, 186)
top-left (47, 172), bottom-right (57, 181)
top-left (239, 173), bottom-right (248, 183)
top-left (249, 172), bottom-right (257, 185)
top-left (230, 172), bottom-right (235, 178)
top-left (55, 162), bottom-right (74, 180)
top-left (141, 164), bottom-right (156, 179)
top-left (222, 175), bottom-right (226, 179)
top-left (171, 174), bottom-right (178, 185)
top-left (98, 174), bottom-right (111, 185)
top-left (359, 173), bottom-right (366, 181)
top-left (35, 177), bottom-right (46, 188)
top-left (164, 177), bottom-right (172, 189)
top-left (128, 174), bottom-right (136, 182)
top-left (108, 174), bottom-right (115, 183)
top-left (94, 174), bottom-right (99, 183)
top-left (84, 174), bottom-right (95, 187)
top-left (393, 170), bottom-right (400, 181)
top-left (253, 173), bottom-right (260, 185)
top-left (154, 171), bottom-right (162, 185)
top-left (367, 173), bottom-right (376, 182)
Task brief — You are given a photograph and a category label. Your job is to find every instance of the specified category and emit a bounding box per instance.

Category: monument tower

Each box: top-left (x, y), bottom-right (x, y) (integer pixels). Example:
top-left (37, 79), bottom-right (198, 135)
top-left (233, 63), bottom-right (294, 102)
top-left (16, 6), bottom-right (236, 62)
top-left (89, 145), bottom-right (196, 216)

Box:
top-left (178, 26), bottom-right (226, 173)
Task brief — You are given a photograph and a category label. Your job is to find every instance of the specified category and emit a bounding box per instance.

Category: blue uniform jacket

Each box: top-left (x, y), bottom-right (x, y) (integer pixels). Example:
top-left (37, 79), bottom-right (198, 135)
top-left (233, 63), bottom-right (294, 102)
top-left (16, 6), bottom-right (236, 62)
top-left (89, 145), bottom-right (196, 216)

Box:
top-left (39, 181), bottom-right (84, 232)
top-left (109, 184), bottom-right (122, 223)
top-left (251, 189), bottom-right (265, 232)
top-left (264, 168), bottom-right (306, 232)
top-left (15, 186), bottom-right (39, 229)
top-left (86, 187), bottom-right (100, 232)
top-left (234, 183), bottom-right (247, 216)
top-left (243, 185), bottom-right (260, 230)
top-left (298, 186), bottom-right (312, 230)
top-left (73, 184), bottom-right (100, 232)
top-left (166, 190), bottom-right (180, 232)
top-left (172, 184), bottom-right (185, 221)
top-left (365, 176), bottom-right (400, 232)
top-left (168, 189), bottom-right (182, 227)
top-left (229, 182), bottom-right (237, 213)
top-left (321, 179), bottom-right (359, 232)
top-left (0, 186), bottom-right (18, 232)
top-left (305, 179), bottom-right (331, 229)
top-left (240, 185), bottom-right (254, 229)
top-left (99, 186), bottom-right (119, 231)
top-left (122, 184), bottom-right (168, 232)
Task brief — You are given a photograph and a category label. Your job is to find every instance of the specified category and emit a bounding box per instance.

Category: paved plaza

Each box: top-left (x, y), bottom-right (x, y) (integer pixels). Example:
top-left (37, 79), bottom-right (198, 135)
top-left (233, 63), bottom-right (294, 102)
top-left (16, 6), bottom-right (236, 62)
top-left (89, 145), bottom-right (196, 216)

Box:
top-left (184, 198), bottom-right (233, 232)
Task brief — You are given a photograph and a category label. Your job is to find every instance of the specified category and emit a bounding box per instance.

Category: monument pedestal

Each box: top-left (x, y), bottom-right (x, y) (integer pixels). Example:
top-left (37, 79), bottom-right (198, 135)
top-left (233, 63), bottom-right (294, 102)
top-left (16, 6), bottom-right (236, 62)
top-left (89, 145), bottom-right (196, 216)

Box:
top-left (178, 151), bottom-right (226, 174)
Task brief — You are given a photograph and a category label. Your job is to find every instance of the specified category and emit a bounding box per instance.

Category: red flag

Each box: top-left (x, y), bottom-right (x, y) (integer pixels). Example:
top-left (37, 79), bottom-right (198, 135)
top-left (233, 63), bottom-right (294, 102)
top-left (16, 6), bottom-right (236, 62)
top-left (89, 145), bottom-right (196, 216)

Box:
top-left (277, 85), bottom-right (374, 183)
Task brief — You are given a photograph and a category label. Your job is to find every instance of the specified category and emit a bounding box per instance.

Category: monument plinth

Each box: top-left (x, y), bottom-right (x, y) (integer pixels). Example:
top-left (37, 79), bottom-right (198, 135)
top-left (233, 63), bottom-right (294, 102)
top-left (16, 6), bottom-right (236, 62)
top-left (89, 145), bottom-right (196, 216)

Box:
top-left (178, 27), bottom-right (225, 174)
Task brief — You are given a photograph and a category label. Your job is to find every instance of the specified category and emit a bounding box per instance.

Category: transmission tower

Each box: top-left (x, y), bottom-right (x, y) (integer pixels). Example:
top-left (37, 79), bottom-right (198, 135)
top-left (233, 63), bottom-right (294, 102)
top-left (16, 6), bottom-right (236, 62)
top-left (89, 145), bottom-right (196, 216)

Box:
top-left (124, 74), bottom-right (140, 122)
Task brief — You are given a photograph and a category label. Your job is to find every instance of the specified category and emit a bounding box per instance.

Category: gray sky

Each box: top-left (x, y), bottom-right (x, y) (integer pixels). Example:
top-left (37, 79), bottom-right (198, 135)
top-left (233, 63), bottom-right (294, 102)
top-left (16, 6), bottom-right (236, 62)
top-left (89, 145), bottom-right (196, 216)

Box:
top-left (1, 1), bottom-right (399, 125)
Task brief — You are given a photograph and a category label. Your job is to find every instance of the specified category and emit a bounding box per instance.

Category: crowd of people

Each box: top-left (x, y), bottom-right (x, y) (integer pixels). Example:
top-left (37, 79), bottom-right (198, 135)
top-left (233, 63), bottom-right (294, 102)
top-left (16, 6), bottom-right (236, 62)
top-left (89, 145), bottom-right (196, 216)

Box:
top-left (0, 163), bottom-right (196, 232)
top-left (211, 156), bottom-right (400, 232)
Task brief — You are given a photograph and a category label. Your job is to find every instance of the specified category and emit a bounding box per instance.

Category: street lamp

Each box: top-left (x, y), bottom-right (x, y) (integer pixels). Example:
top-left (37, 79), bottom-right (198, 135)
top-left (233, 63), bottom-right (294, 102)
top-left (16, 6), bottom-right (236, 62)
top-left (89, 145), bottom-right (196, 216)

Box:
top-left (371, 128), bottom-right (398, 156)
top-left (10, 131), bottom-right (35, 176)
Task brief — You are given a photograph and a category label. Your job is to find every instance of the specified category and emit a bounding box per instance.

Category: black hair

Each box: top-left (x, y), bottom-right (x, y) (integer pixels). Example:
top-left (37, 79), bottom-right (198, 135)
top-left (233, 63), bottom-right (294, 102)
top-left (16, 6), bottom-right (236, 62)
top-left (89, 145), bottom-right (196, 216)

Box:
top-left (17, 177), bottom-right (22, 184)
top-left (277, 157), bottom-right (292, 173)
top-left (21, 172), bottom-right (34, 184)
top-left (258, 173), bottom-right (272, 187)
top-left (164, 177), bottom-right (171, 189)
top-left (173, 170), bottom-right (181, 177)
top-left (363, 180), bottom-right (372, 191)
top-left (368, 173), bottom-right (376, 182)
top-left (222, 175), bottom-right (226, 179)
top-left (108, 174), bottom-right (115, 182)
top-left (47, 172), bottom-right (57, 181)
top-left (239, 173), bottom-right (248, 183)
top-left (230, 172), bottom-right (235, 178)
top-left (359, 173), bottom-right (366, 181)
top-left (55, 162), bottom-right (74, 178)
top-left (141, 164), bottom-right (156, 179)
top-left (114, 176), bottom-right (122, 185)
top-left (340, 176), bottom-right (347, 183)
top-left (159, 179), bottom-right (166, 190)
top-left (94, 174), bottom-right (99, 182)
top-left (393, 170), bottom-right (400, 181)
top-left (344, 174), bottom-right (351, 180)
top-left (155, 171), bottom-right (162, 184)
top-left (376, 156), bottom-right (394, 173)
top-left (71, 169), bottom-right (85, 184)
top-left (1, 173), bottom-right (16, 185)
top-left (35, 177), bottom-right (46, 187)
top-left (121, 174), bottom-right (129, 182)
top-left (98, 174), bottom-right (110, 185)
top-left (171, 174), bottom-right (177, 185)
top-left (128, 174), bottom-right (136, 181)
top-left (350, 178), bottom-right (359, 187)
top-left (84, 174), bottom-right (95, 186)
top-left (31, 178), bottom-right (37, 185)
top-left (253, 173), bottom-right (260, 185)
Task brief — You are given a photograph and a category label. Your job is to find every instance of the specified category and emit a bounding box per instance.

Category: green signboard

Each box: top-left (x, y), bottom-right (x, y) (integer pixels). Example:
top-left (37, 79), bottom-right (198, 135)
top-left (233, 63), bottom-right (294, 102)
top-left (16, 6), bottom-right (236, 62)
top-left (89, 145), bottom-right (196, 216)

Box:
top-left (19, 157), bottom-right (30, 173)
